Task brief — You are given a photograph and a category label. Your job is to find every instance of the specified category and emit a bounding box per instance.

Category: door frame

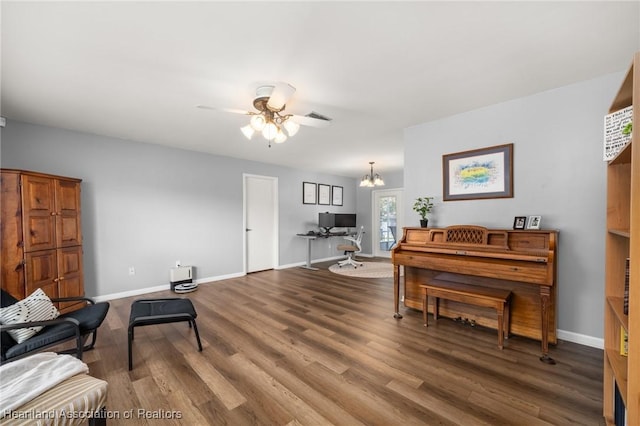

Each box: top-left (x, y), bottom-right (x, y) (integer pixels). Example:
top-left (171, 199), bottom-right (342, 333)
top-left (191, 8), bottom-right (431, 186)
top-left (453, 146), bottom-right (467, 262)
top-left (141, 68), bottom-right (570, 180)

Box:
top-left (371, 188), bottom-right (404, 258)
top-left (243, 174), bottom-right (279, 273)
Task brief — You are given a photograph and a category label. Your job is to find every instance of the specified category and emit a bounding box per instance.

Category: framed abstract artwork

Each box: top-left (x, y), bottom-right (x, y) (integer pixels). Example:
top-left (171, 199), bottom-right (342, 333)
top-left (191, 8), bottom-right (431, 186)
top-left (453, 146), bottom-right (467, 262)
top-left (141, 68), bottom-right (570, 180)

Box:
top-left (443, 143), bottom-right (514, 201)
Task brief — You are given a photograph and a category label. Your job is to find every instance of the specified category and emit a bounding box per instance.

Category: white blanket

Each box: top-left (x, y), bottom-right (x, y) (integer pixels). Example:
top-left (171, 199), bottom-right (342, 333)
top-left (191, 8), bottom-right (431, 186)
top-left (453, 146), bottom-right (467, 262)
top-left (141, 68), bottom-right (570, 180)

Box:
top-left (0, 352), bottom-right (88, 418)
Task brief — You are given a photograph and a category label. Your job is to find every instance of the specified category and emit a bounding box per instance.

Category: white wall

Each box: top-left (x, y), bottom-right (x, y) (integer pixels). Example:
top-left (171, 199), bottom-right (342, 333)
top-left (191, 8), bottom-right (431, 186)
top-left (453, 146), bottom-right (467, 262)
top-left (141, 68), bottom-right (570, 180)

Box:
top-left (403, 71), bottom-right (625, 343)
top-left (0, 121), bottom-right (357, 298)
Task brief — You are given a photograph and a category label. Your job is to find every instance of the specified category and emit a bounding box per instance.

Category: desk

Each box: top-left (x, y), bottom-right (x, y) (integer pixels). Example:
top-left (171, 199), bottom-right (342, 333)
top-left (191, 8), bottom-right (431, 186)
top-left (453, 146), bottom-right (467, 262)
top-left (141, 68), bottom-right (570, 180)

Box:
top-left (296, 232), bottom-right (349, 270)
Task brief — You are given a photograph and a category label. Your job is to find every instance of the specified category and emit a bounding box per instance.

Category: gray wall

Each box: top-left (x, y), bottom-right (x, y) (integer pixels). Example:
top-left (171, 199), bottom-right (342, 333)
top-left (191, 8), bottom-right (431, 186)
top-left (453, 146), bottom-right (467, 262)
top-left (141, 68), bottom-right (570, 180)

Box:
top-left (1, 121), bottom-right (357, 297)
top-left (403, 72), bottom-right (624, 342)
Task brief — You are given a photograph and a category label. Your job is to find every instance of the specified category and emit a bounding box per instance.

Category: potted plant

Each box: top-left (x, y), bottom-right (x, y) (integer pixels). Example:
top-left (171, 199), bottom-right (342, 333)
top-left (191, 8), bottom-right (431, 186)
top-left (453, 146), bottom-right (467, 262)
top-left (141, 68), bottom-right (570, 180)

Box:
top-left (412, 197), bottom-right (434, 227)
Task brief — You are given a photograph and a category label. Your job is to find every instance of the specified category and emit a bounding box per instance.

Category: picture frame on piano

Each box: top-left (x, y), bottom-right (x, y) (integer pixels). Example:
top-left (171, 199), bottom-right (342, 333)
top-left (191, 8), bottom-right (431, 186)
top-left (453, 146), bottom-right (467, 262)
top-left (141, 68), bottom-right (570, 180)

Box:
top-left (526, 215), bottom-right (542, 230)
top-left (513, 216), bottom-right (527, 230)
top-left (442, 143), bottom-right (514, 201)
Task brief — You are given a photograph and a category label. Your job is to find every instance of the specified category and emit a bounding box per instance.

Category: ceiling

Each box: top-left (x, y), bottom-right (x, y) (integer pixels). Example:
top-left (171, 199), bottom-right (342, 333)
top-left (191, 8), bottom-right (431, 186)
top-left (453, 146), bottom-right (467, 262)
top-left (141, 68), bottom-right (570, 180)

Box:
top-left (2, 2), bottom-right (639, 179)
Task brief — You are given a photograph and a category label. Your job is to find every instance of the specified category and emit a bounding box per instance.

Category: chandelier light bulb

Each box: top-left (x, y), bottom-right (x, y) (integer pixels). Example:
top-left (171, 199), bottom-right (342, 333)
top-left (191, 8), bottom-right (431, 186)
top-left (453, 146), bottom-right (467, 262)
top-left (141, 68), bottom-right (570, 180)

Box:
top-left (262, 122), bottom-right (278, 141)
top-left (274, 129), bottom-right (288, 144)
top-left (240, 125), bottom-right (255, 140)
top-left (283, 119), bottom-right (300, 137)
top-left (250, 114), bottom-right (266, 131)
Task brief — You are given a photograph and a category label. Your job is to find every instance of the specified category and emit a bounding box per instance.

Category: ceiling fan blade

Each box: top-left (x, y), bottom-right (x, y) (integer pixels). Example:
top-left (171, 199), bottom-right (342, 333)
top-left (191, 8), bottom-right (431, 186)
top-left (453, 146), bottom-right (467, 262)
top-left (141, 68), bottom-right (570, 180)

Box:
top-left (196, 105), bottom-right (251, 115)
top-left (267, 83), bottom-right (296, 111)
top-left (290, 114), bottom-right (332, 128)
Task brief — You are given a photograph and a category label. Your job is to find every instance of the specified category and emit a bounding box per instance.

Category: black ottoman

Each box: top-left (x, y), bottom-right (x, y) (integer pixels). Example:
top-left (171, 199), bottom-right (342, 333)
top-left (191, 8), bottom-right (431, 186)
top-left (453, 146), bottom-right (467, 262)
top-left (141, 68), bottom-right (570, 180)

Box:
top-left (128, 298), bottom-right (203, 370)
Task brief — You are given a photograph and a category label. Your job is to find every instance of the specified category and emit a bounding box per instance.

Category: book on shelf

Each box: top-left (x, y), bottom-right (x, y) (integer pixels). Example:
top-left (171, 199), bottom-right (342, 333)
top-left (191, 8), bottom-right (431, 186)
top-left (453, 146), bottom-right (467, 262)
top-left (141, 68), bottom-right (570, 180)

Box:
top-left (604, 105), bottom-right (633, 161)
top-left (624, 257), bottom-right (630, 315)
top-left (621, 326), bottom-right (628, 357)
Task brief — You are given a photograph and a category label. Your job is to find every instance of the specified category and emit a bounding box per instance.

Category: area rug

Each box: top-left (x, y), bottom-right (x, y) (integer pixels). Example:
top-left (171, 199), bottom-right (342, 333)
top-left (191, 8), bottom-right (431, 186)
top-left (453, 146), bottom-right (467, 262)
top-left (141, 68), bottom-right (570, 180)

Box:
top-left (328, 262), bottom-right (402, 278)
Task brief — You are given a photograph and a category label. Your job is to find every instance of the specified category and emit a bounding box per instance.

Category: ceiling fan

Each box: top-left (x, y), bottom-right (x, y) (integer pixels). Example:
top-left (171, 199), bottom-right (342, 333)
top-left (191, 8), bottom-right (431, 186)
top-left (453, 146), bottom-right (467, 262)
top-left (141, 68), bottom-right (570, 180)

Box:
top-left (198, 82), bottom-right (331, 147)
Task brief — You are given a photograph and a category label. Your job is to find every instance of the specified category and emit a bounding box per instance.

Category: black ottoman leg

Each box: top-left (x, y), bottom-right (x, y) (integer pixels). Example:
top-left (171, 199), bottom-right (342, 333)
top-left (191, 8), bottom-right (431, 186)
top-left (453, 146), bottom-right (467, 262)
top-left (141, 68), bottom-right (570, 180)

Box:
top-left (192, 319), bottom-right (203, 352)
top-left (128, 325), bottom-right (134, 371)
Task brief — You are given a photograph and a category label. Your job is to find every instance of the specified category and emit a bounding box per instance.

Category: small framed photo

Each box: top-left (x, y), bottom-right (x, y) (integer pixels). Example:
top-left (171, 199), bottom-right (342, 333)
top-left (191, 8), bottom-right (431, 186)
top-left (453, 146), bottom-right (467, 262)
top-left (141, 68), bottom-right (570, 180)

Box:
top-left (513, 216), bottom-right (527, 230)
top-left (303, 182), bottom-right (317, 205)
top-left (318, 184), bottom-right (331, 205)
top-left (526, 215), bottom-right (542, 230)
top-left (332, 185), bottom-right (343, 206)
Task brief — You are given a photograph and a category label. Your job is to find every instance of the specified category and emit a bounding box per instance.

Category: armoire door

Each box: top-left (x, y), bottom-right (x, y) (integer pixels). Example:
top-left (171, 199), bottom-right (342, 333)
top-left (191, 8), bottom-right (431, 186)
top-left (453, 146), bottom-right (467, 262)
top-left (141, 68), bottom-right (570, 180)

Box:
top-left (21, 175), bottom-right (56, 253)
top-left (55, 179), bottom-right (82, 247)
top-left (24, 249), bottom-right (58, 299)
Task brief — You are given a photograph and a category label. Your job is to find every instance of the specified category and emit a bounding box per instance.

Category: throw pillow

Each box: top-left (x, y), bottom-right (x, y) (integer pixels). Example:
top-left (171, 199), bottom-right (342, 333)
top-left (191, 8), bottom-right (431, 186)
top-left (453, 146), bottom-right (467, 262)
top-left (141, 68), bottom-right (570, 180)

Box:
top-left (0, 288), bottom-right (60, 344)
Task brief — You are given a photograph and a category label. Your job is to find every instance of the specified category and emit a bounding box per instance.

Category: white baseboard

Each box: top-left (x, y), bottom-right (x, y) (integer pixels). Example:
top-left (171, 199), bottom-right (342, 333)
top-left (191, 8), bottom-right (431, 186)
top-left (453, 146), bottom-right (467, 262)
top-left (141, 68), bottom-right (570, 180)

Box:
top-left (277, 253), bottom-right (376, 270)
top-left (557, 329), bottom-right (603, 349)
top-left (277, 255), bottom-right (344, 270)
top-left (92, 272), bottom-right (245, 302)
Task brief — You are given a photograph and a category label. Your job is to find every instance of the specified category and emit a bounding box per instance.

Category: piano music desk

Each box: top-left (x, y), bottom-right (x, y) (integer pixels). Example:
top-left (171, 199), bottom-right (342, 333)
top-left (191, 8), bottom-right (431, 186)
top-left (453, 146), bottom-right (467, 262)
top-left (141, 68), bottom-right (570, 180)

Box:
top-left (420, 279), bottom-right (512, 349)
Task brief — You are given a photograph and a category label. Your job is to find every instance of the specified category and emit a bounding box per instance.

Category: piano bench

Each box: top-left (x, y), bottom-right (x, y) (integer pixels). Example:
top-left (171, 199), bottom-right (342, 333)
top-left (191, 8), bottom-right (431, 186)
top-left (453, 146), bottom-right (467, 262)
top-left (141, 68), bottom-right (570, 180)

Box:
top-left (420, 280), bottom-right (512, 349)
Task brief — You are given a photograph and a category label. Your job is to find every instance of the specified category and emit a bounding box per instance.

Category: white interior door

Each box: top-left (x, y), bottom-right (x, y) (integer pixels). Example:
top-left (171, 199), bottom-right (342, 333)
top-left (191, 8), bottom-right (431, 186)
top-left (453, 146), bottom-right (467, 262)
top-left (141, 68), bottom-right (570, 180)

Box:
top-left (244, 174), bottom-right (278, 273)
top-left (372, 189), bottom-right (403, 258)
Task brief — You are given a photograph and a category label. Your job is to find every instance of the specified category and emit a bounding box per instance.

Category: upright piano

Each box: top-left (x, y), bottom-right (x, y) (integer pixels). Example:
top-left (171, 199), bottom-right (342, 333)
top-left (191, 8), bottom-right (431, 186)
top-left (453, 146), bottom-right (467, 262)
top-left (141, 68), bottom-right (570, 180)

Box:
top-left (392, 225), bottom-right (558, 362)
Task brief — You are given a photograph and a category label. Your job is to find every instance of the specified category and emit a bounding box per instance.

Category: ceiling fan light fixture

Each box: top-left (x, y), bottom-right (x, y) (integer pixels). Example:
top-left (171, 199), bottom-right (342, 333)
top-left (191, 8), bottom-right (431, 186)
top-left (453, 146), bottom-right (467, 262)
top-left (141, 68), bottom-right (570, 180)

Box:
top-left (283, 119), bottom-right (300, 137)
top-left (240, 125), bottom-right (255, 140)
top-left (250, 114), bottom-right (266, 131)
top-left (216, 82), bottom-right (328, 146)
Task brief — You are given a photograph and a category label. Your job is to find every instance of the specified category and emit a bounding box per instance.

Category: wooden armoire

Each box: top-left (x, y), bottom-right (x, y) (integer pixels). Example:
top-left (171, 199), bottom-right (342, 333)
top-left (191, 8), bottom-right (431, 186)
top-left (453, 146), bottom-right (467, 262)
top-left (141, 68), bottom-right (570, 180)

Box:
top-left (1, 169), bottom-right (84, 313)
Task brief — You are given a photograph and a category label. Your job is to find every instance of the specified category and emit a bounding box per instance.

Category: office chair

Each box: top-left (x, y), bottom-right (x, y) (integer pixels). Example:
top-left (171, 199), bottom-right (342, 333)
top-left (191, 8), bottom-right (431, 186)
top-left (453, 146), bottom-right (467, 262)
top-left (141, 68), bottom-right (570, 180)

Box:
top-left (337, 225), bottom-right (364, 268)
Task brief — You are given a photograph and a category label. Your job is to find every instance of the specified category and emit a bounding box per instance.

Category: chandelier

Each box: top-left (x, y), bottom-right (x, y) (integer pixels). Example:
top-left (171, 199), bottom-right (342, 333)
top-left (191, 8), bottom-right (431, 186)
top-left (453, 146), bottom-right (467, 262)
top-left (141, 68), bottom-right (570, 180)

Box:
top-left (239, 87), bottom-right (300, 147)
top-left (360, 162), bottom-right (385, 187)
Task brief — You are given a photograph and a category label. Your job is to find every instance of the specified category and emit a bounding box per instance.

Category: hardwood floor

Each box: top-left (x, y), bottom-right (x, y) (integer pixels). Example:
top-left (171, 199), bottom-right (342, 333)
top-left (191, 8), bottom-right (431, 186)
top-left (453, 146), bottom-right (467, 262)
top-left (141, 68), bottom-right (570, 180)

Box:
top-left (82, 260), bottom-right (604, 425)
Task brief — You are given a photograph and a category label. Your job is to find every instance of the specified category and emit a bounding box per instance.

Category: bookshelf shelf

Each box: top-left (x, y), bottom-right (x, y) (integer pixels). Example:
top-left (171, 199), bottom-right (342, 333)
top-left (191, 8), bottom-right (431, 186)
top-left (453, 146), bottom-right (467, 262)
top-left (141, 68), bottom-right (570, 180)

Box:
top-left (608, 229), bottom-right (631, 238)
top-left (606, 349), bottom-right (628, 402)
top-left (603, 52), bottom-right (639, 425)
top-left (607, 296), bottom-right (629, 331)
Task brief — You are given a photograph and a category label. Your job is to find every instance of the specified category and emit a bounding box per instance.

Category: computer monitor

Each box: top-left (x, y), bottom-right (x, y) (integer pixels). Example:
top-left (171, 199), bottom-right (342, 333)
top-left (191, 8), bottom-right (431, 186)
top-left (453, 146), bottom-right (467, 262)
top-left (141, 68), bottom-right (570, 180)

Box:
top-left (318, 212), bottom-right (335, 233)
top-left (334, 213), bottom-right (356, 228)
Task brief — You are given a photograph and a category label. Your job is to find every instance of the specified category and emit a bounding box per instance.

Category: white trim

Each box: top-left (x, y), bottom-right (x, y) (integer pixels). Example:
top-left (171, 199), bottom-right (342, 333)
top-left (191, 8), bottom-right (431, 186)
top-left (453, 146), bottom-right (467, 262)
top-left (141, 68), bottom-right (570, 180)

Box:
top-left (557, 329), bottom-right (603, 349)
top-left (91, 272), bottom-right (245, 302)
top-left (277, 255), bottom-right (344, 270)
top-left (277, 253), bottom-right (375, 270)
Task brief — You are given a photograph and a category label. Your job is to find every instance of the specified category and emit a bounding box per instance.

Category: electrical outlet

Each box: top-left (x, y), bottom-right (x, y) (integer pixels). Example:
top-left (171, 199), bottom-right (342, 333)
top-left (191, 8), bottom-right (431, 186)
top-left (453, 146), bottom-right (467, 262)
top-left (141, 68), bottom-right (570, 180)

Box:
top-left (128, 266), bottom-right (135, 276)
top-left (176, 260), bottom-right (181, 267)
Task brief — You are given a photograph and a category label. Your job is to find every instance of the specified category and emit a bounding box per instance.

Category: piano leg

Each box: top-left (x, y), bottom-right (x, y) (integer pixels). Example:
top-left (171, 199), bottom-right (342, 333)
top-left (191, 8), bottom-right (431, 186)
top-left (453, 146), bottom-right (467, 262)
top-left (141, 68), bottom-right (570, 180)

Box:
top-left (393, 265), bottom-right (403, 319)
top-left (539, 286), bottom-right (556, 364)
